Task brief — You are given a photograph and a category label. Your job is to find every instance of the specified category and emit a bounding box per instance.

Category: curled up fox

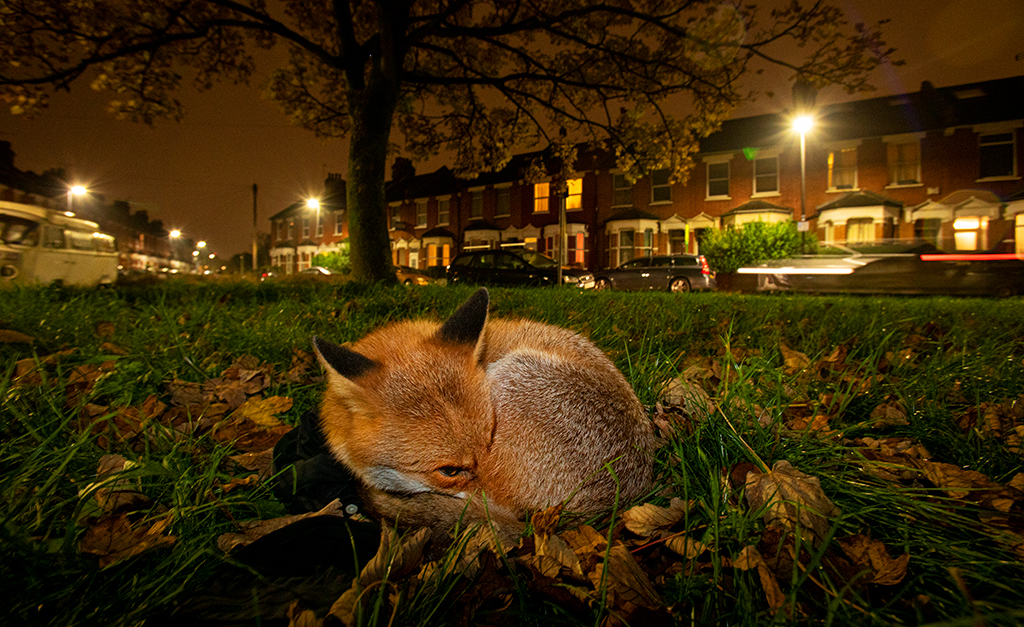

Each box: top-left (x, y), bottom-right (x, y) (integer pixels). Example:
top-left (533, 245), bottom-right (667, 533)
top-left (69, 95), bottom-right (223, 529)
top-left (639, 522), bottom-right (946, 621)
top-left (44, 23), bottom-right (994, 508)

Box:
top-left (313, 288), bottom-right (654, 542)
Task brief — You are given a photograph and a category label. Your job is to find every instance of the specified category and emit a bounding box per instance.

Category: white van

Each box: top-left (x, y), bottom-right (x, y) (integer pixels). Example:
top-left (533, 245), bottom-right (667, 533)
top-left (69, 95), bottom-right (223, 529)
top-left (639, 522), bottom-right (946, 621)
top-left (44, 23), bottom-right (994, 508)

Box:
top-left (0, 201), bottom-right (119, 287)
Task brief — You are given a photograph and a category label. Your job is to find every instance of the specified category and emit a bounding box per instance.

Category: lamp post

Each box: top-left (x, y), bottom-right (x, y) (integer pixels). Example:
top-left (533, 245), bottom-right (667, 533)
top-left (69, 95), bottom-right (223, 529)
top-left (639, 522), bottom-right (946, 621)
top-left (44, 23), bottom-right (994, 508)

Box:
top-left (793, 115), bottom-right (814, 254)
top-left (306, 197), bottom-right (321, 238)
top-left (66, 185), bottom-right (87, 215)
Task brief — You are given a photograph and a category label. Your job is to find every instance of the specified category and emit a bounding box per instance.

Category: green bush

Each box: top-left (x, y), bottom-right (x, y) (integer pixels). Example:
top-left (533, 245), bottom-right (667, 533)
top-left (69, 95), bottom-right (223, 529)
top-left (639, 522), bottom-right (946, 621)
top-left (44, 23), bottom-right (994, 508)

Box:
top-left (312, 248), bottom-right (351, 274)
top-left (700, 221), bottom-right (815, 273)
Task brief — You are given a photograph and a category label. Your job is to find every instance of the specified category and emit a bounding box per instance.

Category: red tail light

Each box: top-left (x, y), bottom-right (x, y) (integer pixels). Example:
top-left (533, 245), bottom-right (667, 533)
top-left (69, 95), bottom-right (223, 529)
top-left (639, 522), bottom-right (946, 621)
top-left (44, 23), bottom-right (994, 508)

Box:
top-left (698, 255), bottom-right (711, 275)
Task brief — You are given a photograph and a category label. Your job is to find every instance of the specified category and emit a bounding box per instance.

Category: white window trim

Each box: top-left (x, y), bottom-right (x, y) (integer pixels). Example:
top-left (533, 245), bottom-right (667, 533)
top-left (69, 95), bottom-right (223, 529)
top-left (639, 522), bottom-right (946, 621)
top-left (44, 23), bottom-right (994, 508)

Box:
top-left (751, 152), bottom-right (781, 198)
top-left (436, 196), bottom-right (451, 226)
top-left (705, 159), bottom-right (731, 200)
top-left (976, 127), bottom-right (1020, 182)
top-left (389, 202), bottom-right (402, 231)
top-left (883, 134), bottom-right (924, 189)
top-left (650, 170), bottom-right (672, 205)
top-left (610, 172), bottom-right (633, 208)
top-left (826, 142), bottom-right (860, 192)
top-left (415, 199), bottom-right (428, 228)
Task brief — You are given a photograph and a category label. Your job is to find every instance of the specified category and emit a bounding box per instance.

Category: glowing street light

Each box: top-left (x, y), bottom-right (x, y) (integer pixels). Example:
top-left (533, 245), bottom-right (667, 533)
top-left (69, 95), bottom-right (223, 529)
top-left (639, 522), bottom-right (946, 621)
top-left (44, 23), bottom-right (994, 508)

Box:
top-left (66, 184), bottom-right (87, 214)
top-left (792, 114), bottom-right (814, 254)
top-left (197, 240), bottom-right (207, 249)
top-left (306, 197), bottom-right (322, 240)
top-left (169, 229), bottom-right (181, 238)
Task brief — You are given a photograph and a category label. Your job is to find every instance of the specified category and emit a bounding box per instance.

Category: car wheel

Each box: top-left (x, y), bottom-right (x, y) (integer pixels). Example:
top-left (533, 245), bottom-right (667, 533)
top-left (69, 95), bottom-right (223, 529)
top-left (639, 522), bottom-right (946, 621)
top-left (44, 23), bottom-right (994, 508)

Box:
top-left (595, 278), bottom-right (611, 291)
top-left (669, 277), bottom-right (691, 293)
top-left (403, 279), bottom-right (413, 285)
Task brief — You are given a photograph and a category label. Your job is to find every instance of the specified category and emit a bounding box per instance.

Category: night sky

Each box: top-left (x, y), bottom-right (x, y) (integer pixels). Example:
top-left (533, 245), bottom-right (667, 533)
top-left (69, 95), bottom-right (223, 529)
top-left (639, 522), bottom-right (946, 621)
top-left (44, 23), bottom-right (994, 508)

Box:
top-left (1, 0), bottom-right (1020, 259)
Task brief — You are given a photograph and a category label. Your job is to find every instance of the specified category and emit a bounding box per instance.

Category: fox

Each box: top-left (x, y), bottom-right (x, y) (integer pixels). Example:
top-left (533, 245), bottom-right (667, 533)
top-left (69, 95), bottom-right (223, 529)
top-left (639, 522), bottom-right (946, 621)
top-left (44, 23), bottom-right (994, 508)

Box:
top-left (312, 288), bottom-right (654, 543)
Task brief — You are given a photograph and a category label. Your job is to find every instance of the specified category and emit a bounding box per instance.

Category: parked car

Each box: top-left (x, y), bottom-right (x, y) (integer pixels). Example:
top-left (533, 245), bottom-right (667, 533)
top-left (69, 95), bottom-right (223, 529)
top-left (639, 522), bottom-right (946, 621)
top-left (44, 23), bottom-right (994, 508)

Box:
top-left (447, 249), bottom-right (594, 288)
top-left (593, 255), bottom-right (717, 292)
top-left (394, 265), bottom-right (432, 285)
top-left (744, 242), bottom-right (1024, 296)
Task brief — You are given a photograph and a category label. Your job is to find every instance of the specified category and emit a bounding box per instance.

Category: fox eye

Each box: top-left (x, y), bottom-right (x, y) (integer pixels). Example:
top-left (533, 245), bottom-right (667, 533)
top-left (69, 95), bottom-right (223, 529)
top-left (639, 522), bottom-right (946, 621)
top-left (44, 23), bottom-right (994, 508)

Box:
top-left (437, 466), bottom-right (464, 477)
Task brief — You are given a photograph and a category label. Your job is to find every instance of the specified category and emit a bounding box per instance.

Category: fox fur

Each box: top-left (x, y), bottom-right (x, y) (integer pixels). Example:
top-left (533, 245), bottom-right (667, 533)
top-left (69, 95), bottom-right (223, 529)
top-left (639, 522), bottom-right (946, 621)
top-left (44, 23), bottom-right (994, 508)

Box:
top-left (313, 288), bottom-right (653, 543)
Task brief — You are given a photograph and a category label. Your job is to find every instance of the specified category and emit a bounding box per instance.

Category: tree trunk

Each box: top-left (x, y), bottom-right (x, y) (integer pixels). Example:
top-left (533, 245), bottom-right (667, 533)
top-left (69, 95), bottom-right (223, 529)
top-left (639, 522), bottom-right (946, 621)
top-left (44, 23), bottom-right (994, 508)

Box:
top-left (346, 80), bottom-right (399, 284)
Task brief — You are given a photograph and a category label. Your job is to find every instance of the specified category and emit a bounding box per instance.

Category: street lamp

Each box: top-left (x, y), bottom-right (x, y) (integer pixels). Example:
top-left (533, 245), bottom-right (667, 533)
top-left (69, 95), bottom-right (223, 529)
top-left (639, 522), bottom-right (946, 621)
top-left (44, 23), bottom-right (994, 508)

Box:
top-left (67, 185), bottom-right (87, 215)
top-left (197, 240), bottom-right (207, 249)
top-left (306, 198), bottom-right (321, 240)
top-left (169, 229), bottom-right (181, 239)
top-left (793, 114), bottom-right (814, 253)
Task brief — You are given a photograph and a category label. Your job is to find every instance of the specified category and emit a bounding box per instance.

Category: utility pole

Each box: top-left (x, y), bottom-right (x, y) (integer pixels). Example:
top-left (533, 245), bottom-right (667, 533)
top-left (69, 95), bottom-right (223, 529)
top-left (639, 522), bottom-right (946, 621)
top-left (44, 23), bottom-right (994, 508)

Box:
top-left (252, 183), bottom-right (258, 273)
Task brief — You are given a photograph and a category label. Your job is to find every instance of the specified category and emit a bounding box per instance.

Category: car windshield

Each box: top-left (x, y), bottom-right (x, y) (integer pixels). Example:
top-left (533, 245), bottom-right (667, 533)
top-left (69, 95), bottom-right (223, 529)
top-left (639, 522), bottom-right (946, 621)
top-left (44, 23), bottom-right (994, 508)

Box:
top-left (518, 251), bottom-right (558, 268)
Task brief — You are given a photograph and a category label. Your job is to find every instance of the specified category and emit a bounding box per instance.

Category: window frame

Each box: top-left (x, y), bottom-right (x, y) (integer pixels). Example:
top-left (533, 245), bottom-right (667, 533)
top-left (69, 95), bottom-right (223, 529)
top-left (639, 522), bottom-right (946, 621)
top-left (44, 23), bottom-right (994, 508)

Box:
top-left (827, 146), bottom-right (859, 191)
top-left (415, 200), bottom-right (428, 228)
top-left (495, 186), bottom-right (511, 218)
top-left (886, 138), bottom-right (922, 187)
top-left (706, 161), bottom-right (730, 199)
top-left (978, 132), bottom-right (1017, 180)
top-left (611, 173), bottom-right (632, 208)
top-left (651, 169), bottom-right (672, 203)
top-left (533, 182), bottom-right (550, 214)
top-left (752, 155), bottom-right (780, 196)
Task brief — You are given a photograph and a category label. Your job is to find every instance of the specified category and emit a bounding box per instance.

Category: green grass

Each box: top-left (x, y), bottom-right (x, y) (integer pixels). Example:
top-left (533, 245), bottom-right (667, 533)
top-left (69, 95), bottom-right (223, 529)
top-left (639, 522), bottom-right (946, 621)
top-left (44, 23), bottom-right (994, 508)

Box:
top-left (1, 281), bottom-right (1022, 626)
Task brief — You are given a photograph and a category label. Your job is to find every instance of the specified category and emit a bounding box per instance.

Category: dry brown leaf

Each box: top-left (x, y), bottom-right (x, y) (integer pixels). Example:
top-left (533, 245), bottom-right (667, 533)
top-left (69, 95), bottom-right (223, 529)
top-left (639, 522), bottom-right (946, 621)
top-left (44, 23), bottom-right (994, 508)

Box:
top-left (745, 460), bottom-right (840, 546)
top-left (79, 512), bottom-right (177, 568)
top-left (836, 534), bottom-right (910, 586)
top-left (732, 545), bottom-right (787, 613)
top-left (660, 377), bottom-right (715, 418)
top-left (329, 526), bottom-right (431, 627)
top-left (0, 329), bottom-right (35, 343)
top-left (780, 343), bottom-right (811, 375)
top-left (216, 499), bottom-right (347, 552)
top-left (85, 454), bottom-right (151, 515)
top-left (287, 601), bottom-right (322, 627)
top-left (232, 395), bottom-right (293, 428)
top-left (588, 543), bottom-right (662, 610)
top-left (870, 400), bottom-right (910, 427)
top-left (915, 460), bottom-right (1017, 512)
top-left (621, 497), bottom-right (692, 537)
top-left (229, 448), bottom-right (276, 478)
top-left (1009, 473), bottom-right (1024, 492)
top-left (665, 535), bottom-right (707, 560)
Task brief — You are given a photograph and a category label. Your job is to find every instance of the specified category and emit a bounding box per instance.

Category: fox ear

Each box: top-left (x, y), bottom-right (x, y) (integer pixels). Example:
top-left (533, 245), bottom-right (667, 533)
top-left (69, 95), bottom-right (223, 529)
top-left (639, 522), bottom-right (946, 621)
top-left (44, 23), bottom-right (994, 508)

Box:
top-left (313, 336), bottom-right (378, 378)
top-left (437, 288), bottom-right (489, 348)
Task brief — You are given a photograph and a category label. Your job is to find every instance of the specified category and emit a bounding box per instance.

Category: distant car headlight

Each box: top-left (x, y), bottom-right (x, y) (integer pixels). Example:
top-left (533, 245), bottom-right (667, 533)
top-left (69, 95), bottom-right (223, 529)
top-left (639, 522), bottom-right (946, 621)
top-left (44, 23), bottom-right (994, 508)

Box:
top-left (563, 275), bottom-right (580, 283)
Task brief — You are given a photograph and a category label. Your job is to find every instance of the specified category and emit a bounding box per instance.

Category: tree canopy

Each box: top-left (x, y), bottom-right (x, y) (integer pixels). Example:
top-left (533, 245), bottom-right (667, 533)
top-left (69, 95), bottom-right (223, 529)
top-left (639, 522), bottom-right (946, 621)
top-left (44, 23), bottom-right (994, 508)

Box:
top-left (0, 0), bottom-right (896, 282)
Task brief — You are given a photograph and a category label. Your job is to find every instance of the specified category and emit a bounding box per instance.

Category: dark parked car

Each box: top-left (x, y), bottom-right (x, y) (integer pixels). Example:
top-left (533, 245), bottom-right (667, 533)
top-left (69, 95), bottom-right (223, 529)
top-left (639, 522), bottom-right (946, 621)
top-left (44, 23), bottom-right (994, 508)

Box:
top-left (593, 255), bottom-right (717, 292)
top-left (447, 249), bottom-right (594, 288)
top-left (394, 265), bottom-right (432, 286)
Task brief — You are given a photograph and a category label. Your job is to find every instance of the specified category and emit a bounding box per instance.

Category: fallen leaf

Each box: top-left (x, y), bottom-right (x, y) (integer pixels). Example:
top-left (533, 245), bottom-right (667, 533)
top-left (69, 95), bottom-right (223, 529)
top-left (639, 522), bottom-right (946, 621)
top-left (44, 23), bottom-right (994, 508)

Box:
top-left (329, 526), bottom-right (431, 626)
top-left (232, 395), bottom-right (293, 428)
top-left (229, 448), bottom-right (276, 478)
top-left (836, 534), bottom-right (910, 586)
top-left (665, 534), bottom-right (707, 560)
top-left (80, 512), bottom-right (177, 568)
top-left (588, 543), bottom-right (662, 611)
top-left (745, 460), bottom-right (840, 546)
top-left (870, 400), bottom-right (910, 427)
top-left (287, 601), bottom-right (322, 627)
top-left (216, 499), bottom-right (347, 552)
top-left (780, 343), bottom-right (811, 375)
top-left (732, 545), bottom-right (787, 613)
top-left (621, 497), bottom-right (692, 537)
top-left (95, 321), bottom-right (116, 339)
top-left (83, 454), bottom-right (151, 515)
top-left (0, 329), bottom-right (35, 343)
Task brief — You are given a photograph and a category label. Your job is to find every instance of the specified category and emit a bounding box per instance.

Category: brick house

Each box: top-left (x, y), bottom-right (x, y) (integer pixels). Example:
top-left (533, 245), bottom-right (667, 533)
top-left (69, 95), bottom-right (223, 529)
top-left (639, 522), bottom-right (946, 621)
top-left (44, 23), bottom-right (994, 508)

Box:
top-left (269, 75), bottom-right (1024, 273)
top-left (268, 173), bottom-right (348, 274)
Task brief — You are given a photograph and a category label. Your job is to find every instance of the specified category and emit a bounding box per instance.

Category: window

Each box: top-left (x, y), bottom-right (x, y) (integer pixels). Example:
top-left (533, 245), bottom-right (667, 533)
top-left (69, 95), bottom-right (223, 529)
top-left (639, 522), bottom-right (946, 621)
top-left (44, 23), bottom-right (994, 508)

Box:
top-left (533, 182), bottom-right (550, 213)
top-left (612, 174), bottom-right (632, 207)
top-left (954, 216), bottom-right (987, 251)
top-left (427, 243), bottom-right (451, 267)
top-left (437, 198), bottom-right (450, 225)
top-left (979, 133), bottom-right (1015, 179)
top-left (495, 188), bottom-right (511, 217)
top-left (390, 204), bottom-right (401, 229)
top-left (707, 162), bottom-right (729, 198)
top-left (316, 216), bottom-right (324, 238)
top-left (416, 200), bottom-right (428, 227)
top-left (642, 228), bottom-right (654, 256)
top-left (568, 233), bottom-right (585, 265)
top-left (470, 191), bottom-right (483, 219)
top-left (302, 218), bottom-right (310, 238)
top-left (617, 229), bottom-right (635, 265)
top-left (846, 218), bottom-right (874, 243)
top-left (914, 218), bottom-right (941, 244)
top-left (651, 170), bottom-right (671, 203)
top-left (669, 229), bottom-right (687, 254)
top-left (828, 148), bottom-right (857, 190)
top-left (287, 220), bottom-right (295, 239)
top-left (753, 157), bottom-right (779, 194)
top-left (888, 141), bottom-right (921, 185)
top-left (334, 212), bottom-right (345, 235)
top-left (566, 178), bottom-right (582, 211)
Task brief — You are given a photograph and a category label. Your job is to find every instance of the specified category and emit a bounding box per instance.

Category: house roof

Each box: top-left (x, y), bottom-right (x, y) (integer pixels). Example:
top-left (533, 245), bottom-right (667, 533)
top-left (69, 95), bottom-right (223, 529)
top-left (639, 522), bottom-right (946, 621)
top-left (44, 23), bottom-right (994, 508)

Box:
top-left (935, 189), bottom-right (1004, 207)
top-left (817, 190), bottom-right (903, 212)
top-left (699, 75), bottom-right (1024, 152)
top-left (604, 208), bottom-right (661, 224)
top-left (420, 227), bottom-right (456, 239)
top-left (723, 199), bottom-right (793, 215)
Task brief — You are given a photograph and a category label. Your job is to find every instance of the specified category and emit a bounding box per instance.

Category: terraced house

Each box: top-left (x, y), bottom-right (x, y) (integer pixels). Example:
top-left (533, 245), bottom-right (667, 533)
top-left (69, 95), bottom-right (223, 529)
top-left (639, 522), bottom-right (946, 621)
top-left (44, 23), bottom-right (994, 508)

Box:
top-left (268, 75), bottom-right (1024, 274)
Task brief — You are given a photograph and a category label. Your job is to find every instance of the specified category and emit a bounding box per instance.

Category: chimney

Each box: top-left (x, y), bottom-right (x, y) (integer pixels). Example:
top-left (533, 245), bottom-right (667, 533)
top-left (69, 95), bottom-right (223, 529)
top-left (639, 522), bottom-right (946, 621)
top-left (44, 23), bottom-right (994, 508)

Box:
top-left (391, 157), bottom-right (416, 182)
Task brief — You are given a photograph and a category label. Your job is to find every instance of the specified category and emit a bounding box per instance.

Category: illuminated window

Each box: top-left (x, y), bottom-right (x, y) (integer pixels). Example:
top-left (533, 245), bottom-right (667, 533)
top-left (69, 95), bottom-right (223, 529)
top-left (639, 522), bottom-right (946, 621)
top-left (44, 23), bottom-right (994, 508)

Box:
top-left (828, 148), bottom-right (857, 190)
top-left (533, 182), bottom-right (550, 213)
top-left (566, 178), bottom-right (582, 211)
top-left (888, 141), bottom-right (921, 185)
top-left (846, 218), bottom-right (874, 243)
top-left (954, 216), bottom-right (987, 251)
